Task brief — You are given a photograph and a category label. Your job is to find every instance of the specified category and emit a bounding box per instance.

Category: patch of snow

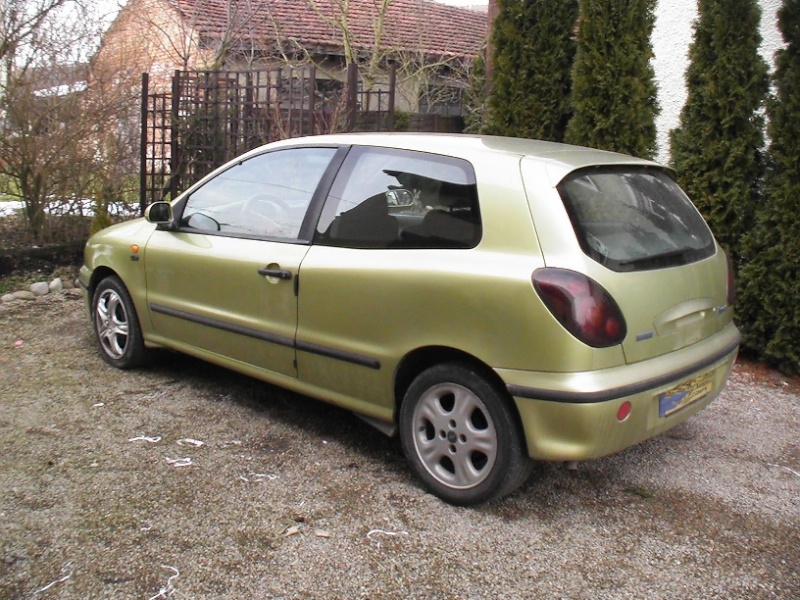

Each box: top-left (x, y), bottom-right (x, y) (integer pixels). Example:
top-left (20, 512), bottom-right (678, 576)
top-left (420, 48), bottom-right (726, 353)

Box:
top-left (0, 199), bottom-right (139, 218)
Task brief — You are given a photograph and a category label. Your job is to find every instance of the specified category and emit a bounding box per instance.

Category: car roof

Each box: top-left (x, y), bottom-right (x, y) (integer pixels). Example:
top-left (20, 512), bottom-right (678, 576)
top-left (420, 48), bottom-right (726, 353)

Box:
top-left (263, 132), bottom-right (665, 173)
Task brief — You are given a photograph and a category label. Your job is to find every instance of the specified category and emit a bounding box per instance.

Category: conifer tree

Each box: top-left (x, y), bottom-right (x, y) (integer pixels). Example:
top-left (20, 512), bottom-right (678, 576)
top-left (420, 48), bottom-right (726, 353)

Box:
top-left (463, 50), bottom-right (488, 134)
top-left (669, 0), bottom-right (769, 270)
top-left (565, 0), bottom-right (659, 158)
top-left (486, 0), bottom-right (578, 141)
top-left (737, 0), bottom-right (800, 373)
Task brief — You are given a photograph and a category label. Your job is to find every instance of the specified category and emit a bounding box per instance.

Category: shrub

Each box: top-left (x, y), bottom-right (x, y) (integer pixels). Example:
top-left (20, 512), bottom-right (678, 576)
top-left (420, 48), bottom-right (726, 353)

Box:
top-left (669, 0), bottom-right (769, 271)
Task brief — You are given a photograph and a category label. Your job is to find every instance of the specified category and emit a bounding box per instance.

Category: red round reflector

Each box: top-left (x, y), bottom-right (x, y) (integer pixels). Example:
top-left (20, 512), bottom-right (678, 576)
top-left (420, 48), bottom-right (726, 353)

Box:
top-left (617, 401), bottom-right (632, 421)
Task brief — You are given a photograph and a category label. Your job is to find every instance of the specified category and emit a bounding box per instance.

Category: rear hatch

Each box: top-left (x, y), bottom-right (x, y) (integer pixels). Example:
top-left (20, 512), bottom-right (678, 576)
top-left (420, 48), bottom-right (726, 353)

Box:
top-left (599, 252), bottom-right (731, 364)
top-left (527, 160), bottom-right (733, 365)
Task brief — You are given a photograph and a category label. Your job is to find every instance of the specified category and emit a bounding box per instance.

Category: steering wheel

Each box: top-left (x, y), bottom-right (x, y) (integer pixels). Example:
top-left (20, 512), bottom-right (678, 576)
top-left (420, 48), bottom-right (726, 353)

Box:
top-left (241, 194), bottom-right (288, 236)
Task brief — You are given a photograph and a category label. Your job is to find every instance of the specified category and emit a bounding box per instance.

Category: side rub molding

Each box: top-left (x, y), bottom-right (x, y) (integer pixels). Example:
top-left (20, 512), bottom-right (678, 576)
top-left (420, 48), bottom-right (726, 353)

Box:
top-left (149, 303), bottom-right (381, 370)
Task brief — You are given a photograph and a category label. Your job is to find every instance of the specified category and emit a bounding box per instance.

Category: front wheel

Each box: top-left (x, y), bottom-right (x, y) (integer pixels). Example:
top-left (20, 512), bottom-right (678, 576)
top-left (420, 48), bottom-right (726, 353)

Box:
top-left (92, 276), bottom-right (150, 369)
top-left (399, 363), bottom-right (532, 505)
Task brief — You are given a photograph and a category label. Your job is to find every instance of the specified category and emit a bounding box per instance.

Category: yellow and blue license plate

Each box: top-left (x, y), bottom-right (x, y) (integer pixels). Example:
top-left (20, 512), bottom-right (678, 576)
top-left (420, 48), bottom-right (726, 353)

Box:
top-left (659, 372), bottom-right (714, 417)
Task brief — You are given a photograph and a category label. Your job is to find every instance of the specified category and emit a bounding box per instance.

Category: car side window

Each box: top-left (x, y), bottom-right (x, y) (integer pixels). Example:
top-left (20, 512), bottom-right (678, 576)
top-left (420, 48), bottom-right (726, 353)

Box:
top-left (315, 146), bottom-right (481, 249)
top-left (180, 147), bottom-right (337, 240)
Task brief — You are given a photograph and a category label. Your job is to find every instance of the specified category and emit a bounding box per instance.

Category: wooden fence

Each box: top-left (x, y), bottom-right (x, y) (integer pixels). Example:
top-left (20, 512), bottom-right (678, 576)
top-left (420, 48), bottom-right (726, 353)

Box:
top-left (140, 63), bottom-right (464, 210)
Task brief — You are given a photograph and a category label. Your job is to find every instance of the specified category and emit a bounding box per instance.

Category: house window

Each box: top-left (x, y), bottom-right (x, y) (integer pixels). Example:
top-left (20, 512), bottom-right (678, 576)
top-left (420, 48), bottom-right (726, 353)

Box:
top-left (314, 79), bottom-right (344, 109)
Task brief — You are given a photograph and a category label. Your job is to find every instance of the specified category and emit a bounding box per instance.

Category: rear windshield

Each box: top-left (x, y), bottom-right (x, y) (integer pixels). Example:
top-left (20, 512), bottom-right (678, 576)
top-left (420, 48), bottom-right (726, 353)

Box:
top-left (557, 166), bottom-right (715, 272)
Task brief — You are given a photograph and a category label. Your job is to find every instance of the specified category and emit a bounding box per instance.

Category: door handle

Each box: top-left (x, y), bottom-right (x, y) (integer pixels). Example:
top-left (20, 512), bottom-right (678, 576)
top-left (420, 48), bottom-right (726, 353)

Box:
top-left (258, 267), bottom-right (292, 280)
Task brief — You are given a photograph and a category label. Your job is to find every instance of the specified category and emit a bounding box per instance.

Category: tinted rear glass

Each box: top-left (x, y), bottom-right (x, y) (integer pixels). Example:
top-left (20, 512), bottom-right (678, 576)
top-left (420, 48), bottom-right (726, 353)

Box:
top-left (557, 167), bottom-right (715, 272)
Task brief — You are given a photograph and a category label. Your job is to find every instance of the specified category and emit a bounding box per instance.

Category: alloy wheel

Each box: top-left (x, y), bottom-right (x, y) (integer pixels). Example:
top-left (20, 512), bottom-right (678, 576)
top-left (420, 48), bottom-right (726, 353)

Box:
top-left (95, 288), bottom-right (129, 360)
top-left (410, 382), bottom-right (498, 490)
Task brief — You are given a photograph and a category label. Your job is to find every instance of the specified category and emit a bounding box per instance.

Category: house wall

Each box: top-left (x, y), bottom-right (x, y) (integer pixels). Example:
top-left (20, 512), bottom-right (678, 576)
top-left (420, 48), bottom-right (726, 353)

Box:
top-left (93, 0), bottom-right (220, 93)
top-left (651, 0), bottom-right (781, 162)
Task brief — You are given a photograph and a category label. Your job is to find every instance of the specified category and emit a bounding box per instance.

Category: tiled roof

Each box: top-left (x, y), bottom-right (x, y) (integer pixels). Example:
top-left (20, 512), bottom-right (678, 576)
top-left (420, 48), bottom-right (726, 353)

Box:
top-left (164, 0), bottom-right (487, 58)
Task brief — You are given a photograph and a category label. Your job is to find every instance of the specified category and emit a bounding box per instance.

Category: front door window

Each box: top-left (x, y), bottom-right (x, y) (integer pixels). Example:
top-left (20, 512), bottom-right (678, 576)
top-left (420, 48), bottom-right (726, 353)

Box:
top-left (180, 147), bottom-right (337, 240)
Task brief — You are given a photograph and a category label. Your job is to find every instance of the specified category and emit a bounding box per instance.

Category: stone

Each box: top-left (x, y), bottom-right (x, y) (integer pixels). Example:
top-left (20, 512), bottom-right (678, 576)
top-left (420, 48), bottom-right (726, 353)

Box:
top-left (49, 278), bottom-right (63, 293)
top-left (1, 293), bottom-right (15, 303)
top-left (29, 282), bottom-right (50, 296)
top-left (13, 291), bottom-right (36, 301)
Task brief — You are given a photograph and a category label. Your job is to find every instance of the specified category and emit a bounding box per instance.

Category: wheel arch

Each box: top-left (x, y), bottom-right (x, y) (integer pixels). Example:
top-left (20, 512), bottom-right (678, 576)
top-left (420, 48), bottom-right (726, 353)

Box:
top-left (394, 346), bottom-right (514, 417)
top-left (87, 266), bottom-right (119, 295)
top-left (394, 347), bottom-right (534, 504)
top-left (85, 266), bottom-right (119, 310)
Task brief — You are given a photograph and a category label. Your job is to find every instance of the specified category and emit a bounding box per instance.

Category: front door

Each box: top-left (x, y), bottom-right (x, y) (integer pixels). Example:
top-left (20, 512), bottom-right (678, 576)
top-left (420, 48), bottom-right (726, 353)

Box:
top-left (144, 146), bottom-right (341, 378)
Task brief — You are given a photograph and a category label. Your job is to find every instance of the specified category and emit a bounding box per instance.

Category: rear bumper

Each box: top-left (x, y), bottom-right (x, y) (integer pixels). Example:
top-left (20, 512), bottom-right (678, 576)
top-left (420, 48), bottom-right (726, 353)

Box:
top-left (499, 323), bottom-right (740, 461)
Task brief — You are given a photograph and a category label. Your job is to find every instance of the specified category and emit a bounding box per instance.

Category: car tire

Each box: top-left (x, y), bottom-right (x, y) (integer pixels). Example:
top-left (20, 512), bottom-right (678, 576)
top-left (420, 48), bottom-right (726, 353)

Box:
top-left (399, 363), bottom-right (533, 505)
top-left (92, 276), bottom-right (150, 369)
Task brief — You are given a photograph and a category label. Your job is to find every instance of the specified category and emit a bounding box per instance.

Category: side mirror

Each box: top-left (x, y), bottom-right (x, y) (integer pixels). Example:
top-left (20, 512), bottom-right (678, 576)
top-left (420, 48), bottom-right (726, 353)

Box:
top-left (145, 201), bottom-right (173, 225)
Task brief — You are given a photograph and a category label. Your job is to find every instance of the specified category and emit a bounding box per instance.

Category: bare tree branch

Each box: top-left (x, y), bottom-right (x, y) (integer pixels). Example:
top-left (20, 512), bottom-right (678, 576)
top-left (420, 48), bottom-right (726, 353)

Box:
top-left (0, 1), bottom-right (139, 241)
top-left (0, 0), bottom-right (73, 63)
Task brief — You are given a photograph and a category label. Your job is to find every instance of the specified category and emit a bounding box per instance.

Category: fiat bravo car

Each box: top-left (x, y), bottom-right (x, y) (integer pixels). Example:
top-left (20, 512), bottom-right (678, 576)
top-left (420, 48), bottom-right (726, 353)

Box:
top-left (80, 133), bottom-right (739, 505)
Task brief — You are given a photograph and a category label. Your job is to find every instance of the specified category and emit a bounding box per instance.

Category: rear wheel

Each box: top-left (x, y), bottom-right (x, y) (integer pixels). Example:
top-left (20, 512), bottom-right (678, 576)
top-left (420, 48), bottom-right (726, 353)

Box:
top-left (399, 363), bottom-right (532, 505)
top-left (92, 276), bottom-right (150, 369)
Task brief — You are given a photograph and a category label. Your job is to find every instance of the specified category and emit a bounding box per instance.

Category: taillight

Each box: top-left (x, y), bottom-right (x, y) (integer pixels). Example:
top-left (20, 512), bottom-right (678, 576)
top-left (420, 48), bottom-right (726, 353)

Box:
top-left (533, 268), bottom-right (627, 348)
top-left (726, 252), bottom-right (736, 307)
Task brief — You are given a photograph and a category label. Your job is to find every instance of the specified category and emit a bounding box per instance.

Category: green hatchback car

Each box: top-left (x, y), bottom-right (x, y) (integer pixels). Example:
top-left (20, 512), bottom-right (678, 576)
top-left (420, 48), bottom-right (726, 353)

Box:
top-left (81, 133), bottom-right (739, 505)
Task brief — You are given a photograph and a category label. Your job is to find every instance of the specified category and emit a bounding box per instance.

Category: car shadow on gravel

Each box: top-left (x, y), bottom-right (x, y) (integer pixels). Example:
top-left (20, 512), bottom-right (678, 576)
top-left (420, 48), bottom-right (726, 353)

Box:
top-left (102, 347), bottom-right (717, 513)
top-left (137, 349), bottom-right (694, 520)
top-left (485, 418), bottom-right (704, 520)
top-left (141, 350), bottom-right (411, 474)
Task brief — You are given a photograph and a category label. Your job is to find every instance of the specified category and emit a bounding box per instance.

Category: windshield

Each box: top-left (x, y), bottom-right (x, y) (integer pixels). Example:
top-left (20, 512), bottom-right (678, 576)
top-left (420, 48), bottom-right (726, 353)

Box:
top-left (557, 166), bottom-right (716, 272)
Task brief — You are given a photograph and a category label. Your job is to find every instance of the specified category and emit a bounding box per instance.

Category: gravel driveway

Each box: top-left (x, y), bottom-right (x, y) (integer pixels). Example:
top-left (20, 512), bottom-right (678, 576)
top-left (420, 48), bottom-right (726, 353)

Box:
top-left (1, 291), bottom-right (798, 599)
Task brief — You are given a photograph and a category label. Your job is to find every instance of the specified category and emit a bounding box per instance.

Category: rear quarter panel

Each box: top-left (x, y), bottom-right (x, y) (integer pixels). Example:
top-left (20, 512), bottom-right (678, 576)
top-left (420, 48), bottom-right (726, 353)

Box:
top-left (296, 151), bottom-right (626, 415)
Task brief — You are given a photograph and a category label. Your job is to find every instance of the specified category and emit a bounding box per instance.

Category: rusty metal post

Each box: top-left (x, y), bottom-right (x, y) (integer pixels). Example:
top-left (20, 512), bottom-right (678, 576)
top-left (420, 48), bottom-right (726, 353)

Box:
top-left (387, 62), bottom-right (396, 131)
top-left (346, 62), bottom-right (358, 131)
top-left (139, 73), bottom-right (149, 214)
top-left (170, 71), bottom-right (181, 201)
